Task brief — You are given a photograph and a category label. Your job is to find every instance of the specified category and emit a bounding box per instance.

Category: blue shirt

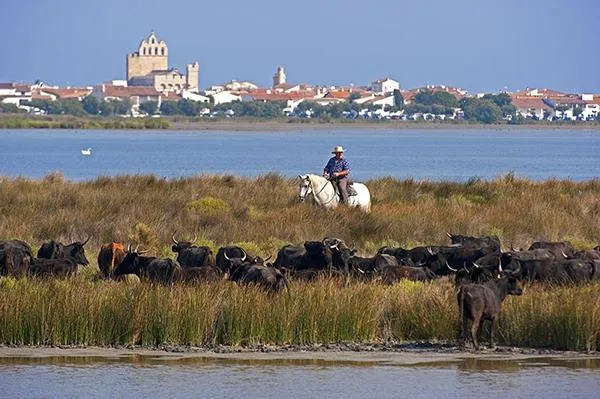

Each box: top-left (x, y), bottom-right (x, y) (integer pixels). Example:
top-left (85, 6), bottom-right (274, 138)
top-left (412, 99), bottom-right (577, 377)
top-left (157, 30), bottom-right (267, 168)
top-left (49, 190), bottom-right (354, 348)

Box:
top-left (324, 157), bottom-right (350, 178)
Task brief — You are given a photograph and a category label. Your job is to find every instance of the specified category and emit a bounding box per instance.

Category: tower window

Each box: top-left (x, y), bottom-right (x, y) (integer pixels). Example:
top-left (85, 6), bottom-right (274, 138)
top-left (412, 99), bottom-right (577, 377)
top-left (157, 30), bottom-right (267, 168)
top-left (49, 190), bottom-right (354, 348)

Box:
top-left (155, 47), bottom-right (158, 55)
top-left (161, 48), bottom-right (165, 56)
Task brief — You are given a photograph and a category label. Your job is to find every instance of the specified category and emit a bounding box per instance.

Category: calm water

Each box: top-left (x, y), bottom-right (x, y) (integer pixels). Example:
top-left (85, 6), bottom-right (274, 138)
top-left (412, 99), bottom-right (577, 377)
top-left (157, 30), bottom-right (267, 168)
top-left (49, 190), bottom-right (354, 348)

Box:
top-left (0, 128), bottom-right (599, 181)
top-left (0, 355), bottom-right (599, 398)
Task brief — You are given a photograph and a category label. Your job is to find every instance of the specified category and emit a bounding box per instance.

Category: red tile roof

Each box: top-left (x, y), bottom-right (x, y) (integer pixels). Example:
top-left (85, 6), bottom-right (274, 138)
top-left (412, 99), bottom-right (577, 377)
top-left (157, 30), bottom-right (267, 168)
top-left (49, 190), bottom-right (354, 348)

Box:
top-left (39, 87), bottom-right (92, 99)
top-left (100, 85), bottom-right (161, 97)
top-left (511, 96), bottom-right (551, 110)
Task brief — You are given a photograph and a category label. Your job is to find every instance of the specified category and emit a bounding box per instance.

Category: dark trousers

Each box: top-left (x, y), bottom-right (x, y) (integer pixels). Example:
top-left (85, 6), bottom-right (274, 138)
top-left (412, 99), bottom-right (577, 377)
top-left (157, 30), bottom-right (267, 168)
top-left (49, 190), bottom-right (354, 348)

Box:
top-left (336, 177), bottom-right (349, 204)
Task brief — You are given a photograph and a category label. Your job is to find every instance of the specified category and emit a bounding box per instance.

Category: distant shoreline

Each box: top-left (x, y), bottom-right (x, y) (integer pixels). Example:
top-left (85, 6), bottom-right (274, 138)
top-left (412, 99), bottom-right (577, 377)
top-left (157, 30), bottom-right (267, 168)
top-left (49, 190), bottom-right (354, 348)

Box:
top-left (0, 115), bottom-right (598, 131)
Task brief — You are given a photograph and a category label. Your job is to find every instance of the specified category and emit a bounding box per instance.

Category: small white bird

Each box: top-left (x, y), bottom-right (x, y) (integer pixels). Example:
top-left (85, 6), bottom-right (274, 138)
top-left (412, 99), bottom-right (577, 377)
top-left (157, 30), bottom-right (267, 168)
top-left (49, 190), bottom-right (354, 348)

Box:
top-left (81, 148), bottom-right (92, 156)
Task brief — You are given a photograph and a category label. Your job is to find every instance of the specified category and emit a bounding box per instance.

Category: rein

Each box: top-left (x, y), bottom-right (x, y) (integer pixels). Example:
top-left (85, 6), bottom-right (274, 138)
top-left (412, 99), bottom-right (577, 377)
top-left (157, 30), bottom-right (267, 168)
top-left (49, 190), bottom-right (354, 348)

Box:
top-left (311, 178), bottom-right (337, 205)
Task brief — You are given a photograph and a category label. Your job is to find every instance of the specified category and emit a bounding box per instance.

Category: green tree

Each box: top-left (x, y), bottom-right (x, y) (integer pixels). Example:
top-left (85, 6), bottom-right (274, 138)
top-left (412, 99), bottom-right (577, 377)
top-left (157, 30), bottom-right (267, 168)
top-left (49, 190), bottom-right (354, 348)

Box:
top-left (82, 95), bottom-right (99, 115)
top-left (393, 89), bottom-right (404, 108)
top-left (139, 101), bottom-right (158, 115)
top-left (460, 98), bottom-right (503, 124)
top-left (159, 101), bottom-right (181, 115)
top-left (113, 99), bottom-right (131, 115)
top-left (572, 106), bottom-right (583, 118)
top-left (348, 92), bottom-right (361, 102)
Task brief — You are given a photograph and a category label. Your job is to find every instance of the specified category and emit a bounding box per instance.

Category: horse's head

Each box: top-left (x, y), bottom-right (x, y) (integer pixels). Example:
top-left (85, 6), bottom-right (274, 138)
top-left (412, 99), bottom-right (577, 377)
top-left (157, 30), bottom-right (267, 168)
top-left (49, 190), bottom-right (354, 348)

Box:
top-left (298, 174), bottom-right (312, 202)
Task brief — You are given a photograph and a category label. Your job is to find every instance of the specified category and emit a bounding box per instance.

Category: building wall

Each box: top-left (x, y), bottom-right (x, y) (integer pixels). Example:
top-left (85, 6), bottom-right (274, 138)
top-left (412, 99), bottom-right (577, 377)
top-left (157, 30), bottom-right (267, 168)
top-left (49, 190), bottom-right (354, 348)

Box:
top-left (127, 53), bottom-right (168, 81)
top-left (186, 63), bottom-right (199, 92)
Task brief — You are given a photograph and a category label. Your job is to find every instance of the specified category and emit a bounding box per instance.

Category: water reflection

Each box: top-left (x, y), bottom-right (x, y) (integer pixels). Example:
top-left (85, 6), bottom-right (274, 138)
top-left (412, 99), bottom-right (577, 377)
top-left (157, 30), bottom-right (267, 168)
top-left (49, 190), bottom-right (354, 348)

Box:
top-left (1, 354), bottom-right (599, 398)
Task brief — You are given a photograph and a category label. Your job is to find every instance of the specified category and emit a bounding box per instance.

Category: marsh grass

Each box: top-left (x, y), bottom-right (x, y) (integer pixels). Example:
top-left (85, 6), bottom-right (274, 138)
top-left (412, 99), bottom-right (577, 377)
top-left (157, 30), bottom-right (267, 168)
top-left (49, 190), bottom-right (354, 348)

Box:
top-left (1, 277), bottom-right (599, 350)
top-left (1, 174), bottom-right (600, 350)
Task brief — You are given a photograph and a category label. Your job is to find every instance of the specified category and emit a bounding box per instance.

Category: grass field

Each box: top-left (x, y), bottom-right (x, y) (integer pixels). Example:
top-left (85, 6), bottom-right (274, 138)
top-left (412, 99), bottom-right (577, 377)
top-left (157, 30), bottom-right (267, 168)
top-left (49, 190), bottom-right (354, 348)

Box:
top-left (0, 174), bottom-right (599, 350)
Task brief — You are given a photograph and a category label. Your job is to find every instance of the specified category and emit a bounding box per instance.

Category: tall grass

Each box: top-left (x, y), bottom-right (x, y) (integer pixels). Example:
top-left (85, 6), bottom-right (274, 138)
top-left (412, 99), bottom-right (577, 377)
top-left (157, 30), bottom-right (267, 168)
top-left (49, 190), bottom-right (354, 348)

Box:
top-left (1, 174), bottom-right (599, 255)
top-left (1, 174), bottom-right (600, 350)
top-left (0, 277), bottom-right (599, 351)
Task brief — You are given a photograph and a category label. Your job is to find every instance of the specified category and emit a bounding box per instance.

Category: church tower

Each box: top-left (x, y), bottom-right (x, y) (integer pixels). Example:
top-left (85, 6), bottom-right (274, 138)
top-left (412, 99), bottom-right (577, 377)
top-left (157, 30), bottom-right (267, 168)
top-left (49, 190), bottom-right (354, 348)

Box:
top-left (186, 62), bottom-right (200, 92)
top-left (126, 32), bottom-right (169, 81)
top-left (272, 66), bottom-right (286, 87)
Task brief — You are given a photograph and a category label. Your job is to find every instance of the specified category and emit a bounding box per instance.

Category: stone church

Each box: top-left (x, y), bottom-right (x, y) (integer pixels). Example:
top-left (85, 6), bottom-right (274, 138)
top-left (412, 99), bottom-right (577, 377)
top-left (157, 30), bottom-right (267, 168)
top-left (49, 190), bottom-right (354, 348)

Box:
top-left (126, 32), bottom-right (199, 93)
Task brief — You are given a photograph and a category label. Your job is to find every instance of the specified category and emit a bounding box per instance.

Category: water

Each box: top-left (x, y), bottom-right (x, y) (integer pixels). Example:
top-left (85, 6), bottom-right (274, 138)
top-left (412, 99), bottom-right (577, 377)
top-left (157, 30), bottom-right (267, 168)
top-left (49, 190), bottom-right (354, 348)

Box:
top-left (0, 128), bottom-right (599, 181)
top-left (1, 355), bottom-right (599, 398)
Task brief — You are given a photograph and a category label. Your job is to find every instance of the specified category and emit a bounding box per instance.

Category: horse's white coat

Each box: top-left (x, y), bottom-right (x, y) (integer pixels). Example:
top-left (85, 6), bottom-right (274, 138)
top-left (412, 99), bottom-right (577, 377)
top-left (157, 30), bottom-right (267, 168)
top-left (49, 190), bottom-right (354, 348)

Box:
top-left (298, 174), bottom-right (371, 213)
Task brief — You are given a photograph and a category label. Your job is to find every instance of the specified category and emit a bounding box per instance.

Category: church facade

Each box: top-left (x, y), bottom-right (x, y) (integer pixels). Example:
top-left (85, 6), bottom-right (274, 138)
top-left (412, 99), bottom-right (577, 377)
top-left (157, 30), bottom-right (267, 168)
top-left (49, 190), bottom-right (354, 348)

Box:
top-left (126, 32), bottom-right (199, 93)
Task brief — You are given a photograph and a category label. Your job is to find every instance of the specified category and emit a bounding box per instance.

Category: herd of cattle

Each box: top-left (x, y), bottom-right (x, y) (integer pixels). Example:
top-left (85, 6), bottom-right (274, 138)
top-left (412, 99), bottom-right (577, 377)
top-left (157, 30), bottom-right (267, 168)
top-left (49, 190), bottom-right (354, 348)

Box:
top-left (1, 233), bottom-right (599, 348)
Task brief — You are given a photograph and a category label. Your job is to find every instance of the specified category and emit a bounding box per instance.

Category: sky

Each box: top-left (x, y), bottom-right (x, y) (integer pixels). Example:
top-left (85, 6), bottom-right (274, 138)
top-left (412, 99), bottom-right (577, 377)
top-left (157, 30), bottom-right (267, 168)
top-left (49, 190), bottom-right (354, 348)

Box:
top-left (1, 0), bottom-right (599, 93)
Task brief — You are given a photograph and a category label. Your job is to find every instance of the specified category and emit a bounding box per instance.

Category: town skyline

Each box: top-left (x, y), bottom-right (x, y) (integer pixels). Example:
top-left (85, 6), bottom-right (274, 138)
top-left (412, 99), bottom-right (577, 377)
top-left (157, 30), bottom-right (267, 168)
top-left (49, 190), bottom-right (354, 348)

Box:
top-left (2, 0), bottom-right (599, 93)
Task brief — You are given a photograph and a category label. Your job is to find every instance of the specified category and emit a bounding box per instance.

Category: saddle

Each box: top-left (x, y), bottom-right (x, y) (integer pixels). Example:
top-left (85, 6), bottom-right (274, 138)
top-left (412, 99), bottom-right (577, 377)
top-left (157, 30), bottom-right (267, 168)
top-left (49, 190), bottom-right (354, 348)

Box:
top-left (331, 180), bottom-right (358, 197)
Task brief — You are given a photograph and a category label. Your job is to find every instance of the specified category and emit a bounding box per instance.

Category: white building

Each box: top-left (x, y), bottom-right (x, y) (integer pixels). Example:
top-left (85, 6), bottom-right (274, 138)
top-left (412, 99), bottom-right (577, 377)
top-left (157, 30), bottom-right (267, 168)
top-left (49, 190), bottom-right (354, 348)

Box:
top-left (371, 78), bottom-right (400, 94)
top-left (210, 91), bottom-right (242, 105)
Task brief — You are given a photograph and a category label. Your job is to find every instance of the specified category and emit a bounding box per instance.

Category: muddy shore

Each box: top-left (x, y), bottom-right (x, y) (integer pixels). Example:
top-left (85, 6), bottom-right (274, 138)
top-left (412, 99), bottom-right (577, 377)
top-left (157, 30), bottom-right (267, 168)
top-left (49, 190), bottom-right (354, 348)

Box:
top-left (1, 343), bottom-right (598, 366)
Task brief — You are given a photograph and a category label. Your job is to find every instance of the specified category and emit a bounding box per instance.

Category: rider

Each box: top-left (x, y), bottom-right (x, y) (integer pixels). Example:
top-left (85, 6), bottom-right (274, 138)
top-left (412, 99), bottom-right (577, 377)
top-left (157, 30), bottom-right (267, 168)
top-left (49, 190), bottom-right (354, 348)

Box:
top-left (323, 146), bottom-right (350, 204)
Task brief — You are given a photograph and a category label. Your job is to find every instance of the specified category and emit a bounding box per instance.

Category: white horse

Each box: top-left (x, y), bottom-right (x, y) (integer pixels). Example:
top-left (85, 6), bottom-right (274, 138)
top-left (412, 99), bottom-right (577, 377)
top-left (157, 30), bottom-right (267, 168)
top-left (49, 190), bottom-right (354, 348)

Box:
top-left (298, 174), bottom-right (371, 213)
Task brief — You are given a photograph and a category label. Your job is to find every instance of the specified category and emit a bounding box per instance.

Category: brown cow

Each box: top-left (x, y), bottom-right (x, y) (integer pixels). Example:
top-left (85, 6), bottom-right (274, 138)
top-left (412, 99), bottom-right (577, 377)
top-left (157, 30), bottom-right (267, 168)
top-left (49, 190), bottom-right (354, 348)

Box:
top-left (97, 242), bottom-right (126, 278)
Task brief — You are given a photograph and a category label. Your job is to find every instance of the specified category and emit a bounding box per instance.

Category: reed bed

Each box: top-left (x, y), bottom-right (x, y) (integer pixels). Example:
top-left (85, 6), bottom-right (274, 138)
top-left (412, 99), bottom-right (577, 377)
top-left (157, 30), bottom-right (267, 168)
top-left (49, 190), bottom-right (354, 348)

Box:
top-left (1, 174), bottom-right (600, 350)
top-left (0, 277), bottom-right (599, 351)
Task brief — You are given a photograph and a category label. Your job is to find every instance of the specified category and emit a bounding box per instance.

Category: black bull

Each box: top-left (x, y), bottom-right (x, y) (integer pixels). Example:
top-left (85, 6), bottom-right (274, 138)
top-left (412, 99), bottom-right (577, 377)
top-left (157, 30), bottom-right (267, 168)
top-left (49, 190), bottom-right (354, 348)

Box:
top-left (37, 238), bottom-right (90, 266)
top-left (0, 240), bottom-right (33, 277)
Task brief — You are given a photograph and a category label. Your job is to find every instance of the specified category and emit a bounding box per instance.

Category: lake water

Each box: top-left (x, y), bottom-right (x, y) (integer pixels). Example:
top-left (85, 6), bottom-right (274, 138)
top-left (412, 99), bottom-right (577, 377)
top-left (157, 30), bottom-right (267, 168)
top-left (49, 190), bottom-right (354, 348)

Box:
top-left (1, 355), bottom-right (599, 398)
top-left (0, 128), bottom-right (599, 181)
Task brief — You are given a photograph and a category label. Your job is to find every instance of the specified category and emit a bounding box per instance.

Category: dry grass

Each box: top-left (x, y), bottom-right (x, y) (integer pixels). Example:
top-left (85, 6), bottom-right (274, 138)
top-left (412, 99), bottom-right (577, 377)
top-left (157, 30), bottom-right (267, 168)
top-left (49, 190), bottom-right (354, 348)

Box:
top-left (1, 174), bottom-right (600, 350)
top-left (0, 276), bottom-right (598, 350)
top-left (1, 174), bottom-right (599, 256)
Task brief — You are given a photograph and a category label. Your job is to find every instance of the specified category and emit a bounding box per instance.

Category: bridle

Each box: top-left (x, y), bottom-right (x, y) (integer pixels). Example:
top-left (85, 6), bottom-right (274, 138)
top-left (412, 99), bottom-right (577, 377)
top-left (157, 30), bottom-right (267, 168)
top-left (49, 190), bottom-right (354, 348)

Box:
top-left (299, 176), bottom-right (337, 205)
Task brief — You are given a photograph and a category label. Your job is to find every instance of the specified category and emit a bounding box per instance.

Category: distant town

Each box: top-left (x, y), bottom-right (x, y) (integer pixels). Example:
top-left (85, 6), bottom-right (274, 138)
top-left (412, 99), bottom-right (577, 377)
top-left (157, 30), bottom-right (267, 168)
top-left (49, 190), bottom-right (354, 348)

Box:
top-left (1, 32), bottom-right (599, 124)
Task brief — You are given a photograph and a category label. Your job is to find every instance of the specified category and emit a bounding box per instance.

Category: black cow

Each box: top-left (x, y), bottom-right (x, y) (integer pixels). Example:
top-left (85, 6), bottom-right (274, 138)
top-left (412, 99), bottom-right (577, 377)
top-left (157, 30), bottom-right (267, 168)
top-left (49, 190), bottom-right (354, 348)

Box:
top-left (30, 257), bottom-right (78, 278)
top-left (115, 251), bottom-right (181, 283)
top-left (0, 239), bottom-right (33, 277)
top-left (447, 233), bottom-right (501, 253)
top-left (216, 246), bottom-right (267, 275)
top-left (457, 271), bottom-right (523, 350)
top-left (323, 237), bottom-right (354, 274)
top-left (515, 257), bottom-right (595, 284)
top-left (380, 265), bottom-right (437, 284)
top-left (37, 238), bottom-right (90, 266)
top-left (528, 241), bottom-right (575, 260)
top-left (348, 254), bottom-right (398, 278)
top-left (273, 241), bottom-right (333, 271)
top-left (377, 246), bottom-right (409, 263)
top-left (231, 264), bottom-right (288, 293)
top-left (171, 234), bottom-right (214, 269)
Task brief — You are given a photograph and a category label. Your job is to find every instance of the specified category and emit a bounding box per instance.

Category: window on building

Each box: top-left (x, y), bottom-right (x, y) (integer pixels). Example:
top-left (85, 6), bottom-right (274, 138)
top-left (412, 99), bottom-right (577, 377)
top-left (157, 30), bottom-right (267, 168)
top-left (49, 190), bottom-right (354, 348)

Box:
top-left (161, 48), bottom-right (165, 56)
top-left (155, 47), bottom-right (158, 55)
top-left (143, 47), bottom-right (146, 55)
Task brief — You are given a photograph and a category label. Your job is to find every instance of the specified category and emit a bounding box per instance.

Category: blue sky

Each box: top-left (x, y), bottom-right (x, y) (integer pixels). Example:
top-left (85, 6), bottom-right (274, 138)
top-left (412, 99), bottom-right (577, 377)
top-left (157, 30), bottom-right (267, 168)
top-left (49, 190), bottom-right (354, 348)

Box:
top-left (2, 0), bottom-right (599, 93)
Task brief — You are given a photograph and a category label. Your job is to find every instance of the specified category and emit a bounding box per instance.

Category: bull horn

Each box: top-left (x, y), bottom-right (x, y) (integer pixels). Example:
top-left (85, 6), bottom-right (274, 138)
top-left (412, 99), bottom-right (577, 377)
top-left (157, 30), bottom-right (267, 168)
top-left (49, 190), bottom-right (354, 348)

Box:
top-left (264, 255), bottom-right (273, 262)
top-left (127, 243), bottom-right (132, 252)
top-left (240, 248), bottom-right (248, 262)
top-left (561, 250), bottom-right (568, 259)
top-left (498, 258), bottom-right (503, 273)
top-left (447, 232), bottom-right (453, 238)
top-left (82, 236), bottom-right (90, 246)
top-left (445, 261), bottom-right (458, 272)
top-left (134, 244), bottom-right (140, 253)
top-left (463, 265), bottom-right (469, 272)
top-left (223, 251), bottom-right (231, 261)
top-left (172, 232), bottom-right (179, 245)
top-left (192, 232), bottom-right (198, 244)
top-left (473, 262), bottom-right (481, 269)
top-left (427, 247), bottom-right (434, 255)
top-left (357, 267), bottom-right (365, 274)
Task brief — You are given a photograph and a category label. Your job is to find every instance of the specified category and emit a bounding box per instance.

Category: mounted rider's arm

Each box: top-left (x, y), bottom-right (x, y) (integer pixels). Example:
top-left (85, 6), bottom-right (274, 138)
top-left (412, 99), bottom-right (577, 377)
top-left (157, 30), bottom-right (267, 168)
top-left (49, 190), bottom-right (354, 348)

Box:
top-left (333, 160), bottom-right (350, 178)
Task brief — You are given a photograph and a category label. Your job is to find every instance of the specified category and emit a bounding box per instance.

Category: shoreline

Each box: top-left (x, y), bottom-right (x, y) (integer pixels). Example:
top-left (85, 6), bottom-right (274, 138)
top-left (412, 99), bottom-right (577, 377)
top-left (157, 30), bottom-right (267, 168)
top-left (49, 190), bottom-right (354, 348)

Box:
top-left (0, 115), bottom-right (599, 132)
top-left (0, 344), bottom-right (597, 366)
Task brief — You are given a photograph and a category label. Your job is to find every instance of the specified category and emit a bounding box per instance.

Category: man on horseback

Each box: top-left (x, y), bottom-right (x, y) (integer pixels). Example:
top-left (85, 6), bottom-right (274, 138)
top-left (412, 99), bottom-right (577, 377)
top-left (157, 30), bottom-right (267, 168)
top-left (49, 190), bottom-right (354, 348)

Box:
top-left (323, 146), bottom-right (351, 204)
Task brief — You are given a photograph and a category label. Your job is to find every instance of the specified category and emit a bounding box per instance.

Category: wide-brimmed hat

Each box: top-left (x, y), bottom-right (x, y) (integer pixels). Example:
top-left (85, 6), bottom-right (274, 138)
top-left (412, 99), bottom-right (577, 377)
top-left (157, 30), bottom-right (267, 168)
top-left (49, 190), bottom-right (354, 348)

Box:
top-left (332, 146), bottom-right (345, 153)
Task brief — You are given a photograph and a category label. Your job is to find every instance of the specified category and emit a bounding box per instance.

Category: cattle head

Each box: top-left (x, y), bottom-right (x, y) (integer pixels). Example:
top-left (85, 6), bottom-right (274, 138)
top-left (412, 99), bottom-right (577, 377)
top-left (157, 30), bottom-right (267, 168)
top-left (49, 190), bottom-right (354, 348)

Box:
top-left (64, 237), bottom-right (90, 266)
top-left (171, 232), bottom-right (198, 253)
